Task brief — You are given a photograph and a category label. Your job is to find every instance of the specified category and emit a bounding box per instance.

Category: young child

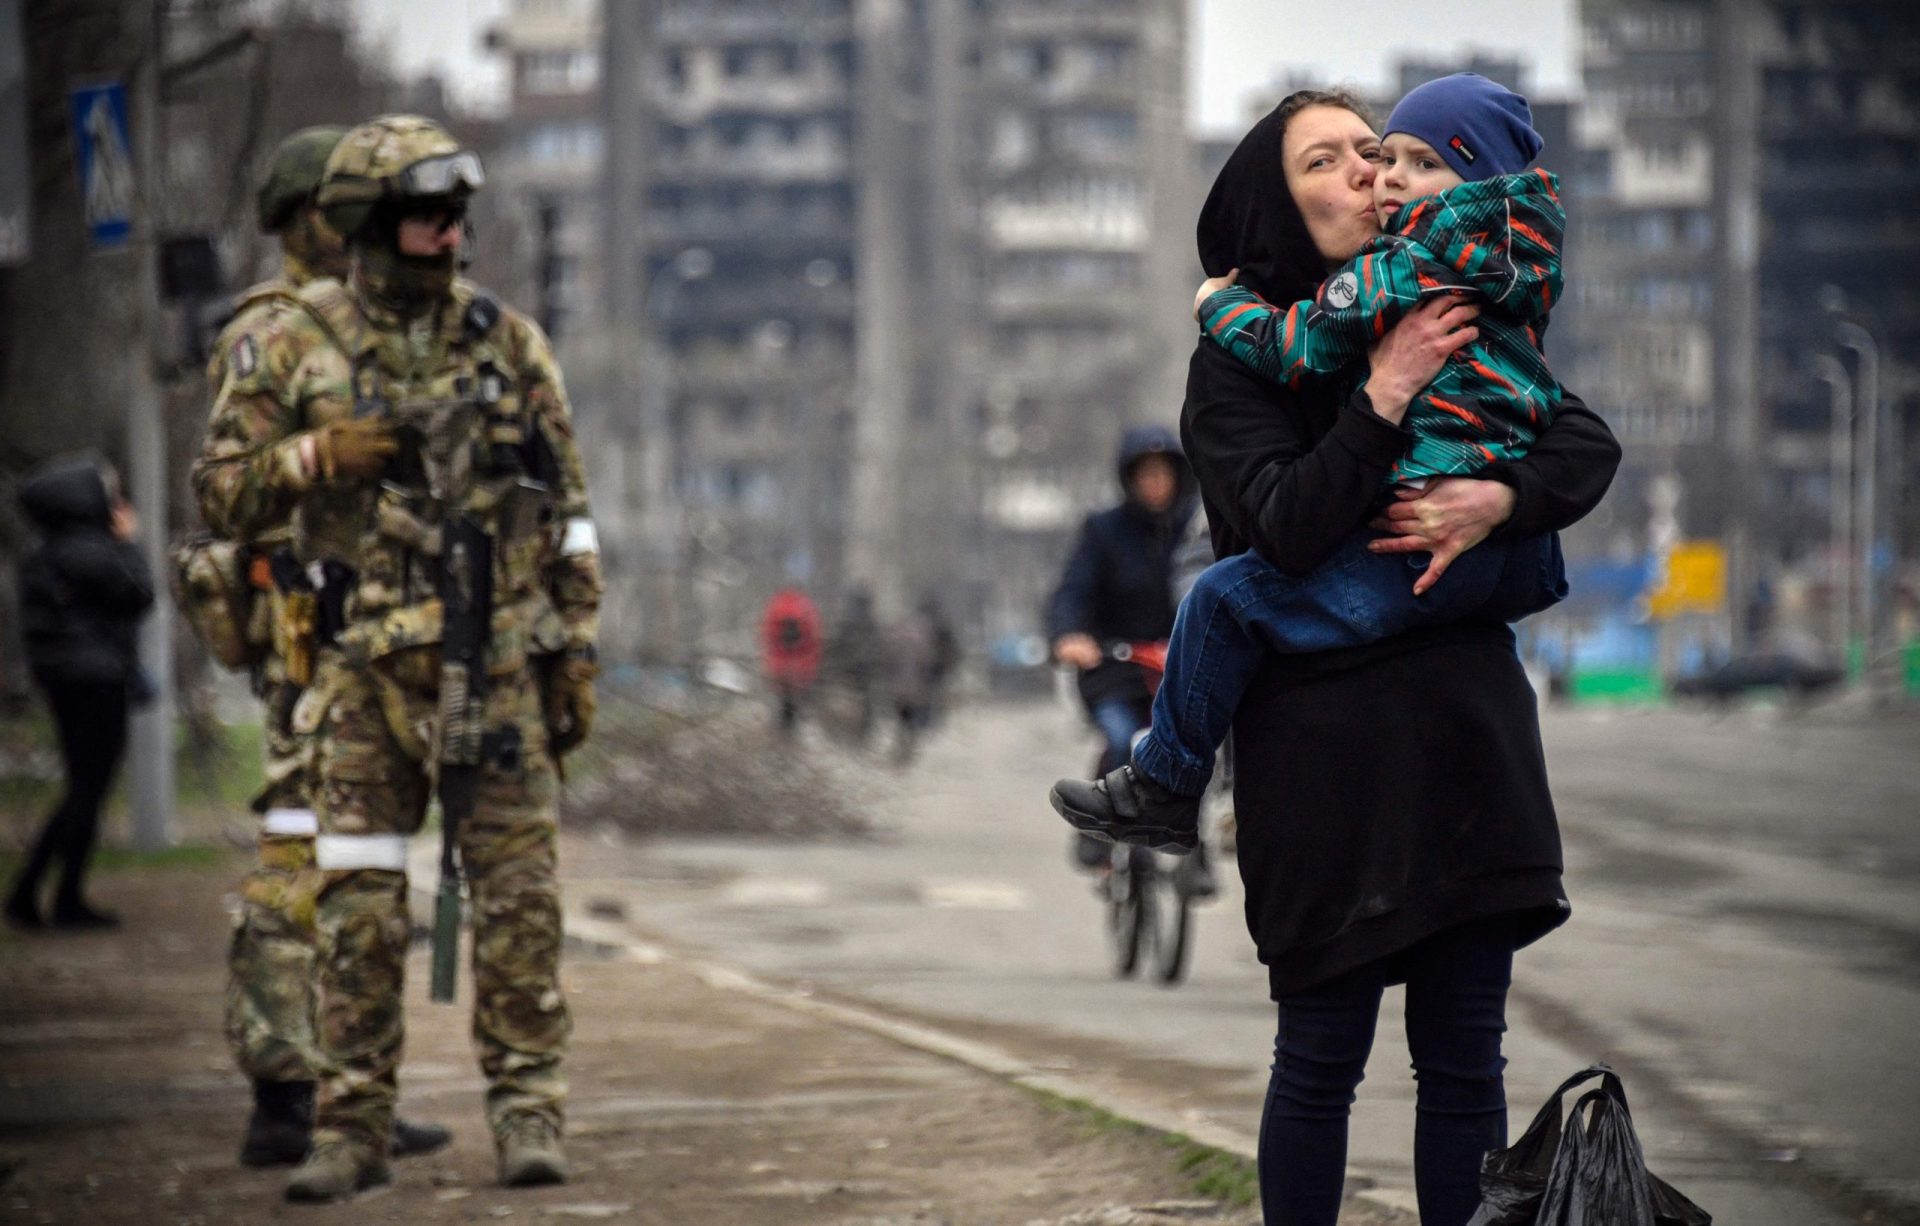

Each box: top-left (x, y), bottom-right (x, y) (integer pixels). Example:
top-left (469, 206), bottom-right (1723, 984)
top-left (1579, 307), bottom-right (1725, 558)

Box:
top-left (1051, 73), bottom-right (1571, 852)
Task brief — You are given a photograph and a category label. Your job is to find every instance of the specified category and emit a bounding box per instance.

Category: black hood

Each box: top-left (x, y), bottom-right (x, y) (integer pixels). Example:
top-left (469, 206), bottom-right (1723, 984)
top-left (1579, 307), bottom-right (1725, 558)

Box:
top-left (1196, 97), bottom-right (1331, 305)
top-left (20, 454), bottom-right (113, 534)
top-left (1114, 424), bottom-right (1195, 518)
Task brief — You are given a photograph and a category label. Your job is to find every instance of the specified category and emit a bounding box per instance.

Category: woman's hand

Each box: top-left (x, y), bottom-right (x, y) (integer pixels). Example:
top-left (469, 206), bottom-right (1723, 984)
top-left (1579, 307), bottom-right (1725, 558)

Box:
top-left (1053, 633), bottom-right (1101, 671)
top-left (109, 499), bottom-right (139, 542)
top-left (1194, 268), bottom-right (1239, 320)
top-left (1363, 294), bottom-right (1480, 424)
top-left (1367, 476), bottom-right (1516, 595)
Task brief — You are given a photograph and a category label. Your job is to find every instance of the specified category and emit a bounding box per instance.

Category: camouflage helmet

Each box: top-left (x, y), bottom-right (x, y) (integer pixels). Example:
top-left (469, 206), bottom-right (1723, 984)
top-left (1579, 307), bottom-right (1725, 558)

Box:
top-left (255, 126), bottom-right (348, 234)
top-left (315, 114), bottom-right (485, 240)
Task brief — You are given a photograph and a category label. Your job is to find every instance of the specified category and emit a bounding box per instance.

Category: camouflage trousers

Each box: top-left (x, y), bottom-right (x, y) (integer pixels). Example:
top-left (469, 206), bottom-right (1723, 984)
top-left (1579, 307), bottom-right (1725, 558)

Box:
top-left (299, 647), bottom-right (569, 1156)
top-left (225, 679), bottom-right (324, 1084)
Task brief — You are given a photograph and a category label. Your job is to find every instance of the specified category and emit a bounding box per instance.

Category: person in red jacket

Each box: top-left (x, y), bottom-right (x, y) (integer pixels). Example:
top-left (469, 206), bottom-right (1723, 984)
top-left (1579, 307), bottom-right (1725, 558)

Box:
top-left (761, 586), bottom-right (823, 738)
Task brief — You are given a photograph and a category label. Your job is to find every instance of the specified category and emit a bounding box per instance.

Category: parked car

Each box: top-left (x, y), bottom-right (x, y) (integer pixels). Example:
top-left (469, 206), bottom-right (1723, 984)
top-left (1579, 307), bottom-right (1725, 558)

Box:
top-left (1668, 651), bottom-right (1844, 701)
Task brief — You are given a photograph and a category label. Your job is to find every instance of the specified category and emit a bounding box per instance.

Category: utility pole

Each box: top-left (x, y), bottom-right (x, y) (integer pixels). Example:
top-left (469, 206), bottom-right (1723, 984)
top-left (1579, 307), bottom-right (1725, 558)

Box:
top-left (127, 0), bottom-right (173, 850)
top-left (1711, 0), bottom-right (1763, 653)
top-left (1809, 354), bottom-right (1854, 658)
top-left (847, 0), bottom-right (913, 616)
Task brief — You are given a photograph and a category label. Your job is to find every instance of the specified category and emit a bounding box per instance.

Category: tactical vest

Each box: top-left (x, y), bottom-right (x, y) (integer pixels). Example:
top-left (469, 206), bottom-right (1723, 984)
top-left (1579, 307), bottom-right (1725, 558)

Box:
top-left (290, 279), bottom-right (568, 669)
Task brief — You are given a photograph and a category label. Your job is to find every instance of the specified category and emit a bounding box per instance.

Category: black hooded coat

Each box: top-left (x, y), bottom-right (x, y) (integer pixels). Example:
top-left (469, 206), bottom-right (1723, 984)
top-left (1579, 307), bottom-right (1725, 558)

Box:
top-left (17, 456), bottom-right (154, 691)
top-left (1045, 425), bottom-right (1197, 711)
top-left (1185, 101), bottom-right (1622, 996)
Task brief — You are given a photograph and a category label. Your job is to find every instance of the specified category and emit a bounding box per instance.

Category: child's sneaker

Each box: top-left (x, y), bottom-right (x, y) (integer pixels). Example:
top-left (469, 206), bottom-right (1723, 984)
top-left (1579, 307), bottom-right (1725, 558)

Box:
top-left (1050, 764), bottom-right (1200, 854)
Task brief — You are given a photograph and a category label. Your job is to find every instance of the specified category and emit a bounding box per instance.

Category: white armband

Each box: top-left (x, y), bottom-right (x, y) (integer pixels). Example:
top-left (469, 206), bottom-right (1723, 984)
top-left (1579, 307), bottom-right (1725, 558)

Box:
top-left (561, 517), bottom-right (599, 557)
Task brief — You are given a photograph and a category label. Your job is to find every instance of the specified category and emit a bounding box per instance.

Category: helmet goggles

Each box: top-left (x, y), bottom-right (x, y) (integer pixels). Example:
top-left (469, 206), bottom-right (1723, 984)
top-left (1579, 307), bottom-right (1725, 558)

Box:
top-left (395, 150), bottom-right (485, 198)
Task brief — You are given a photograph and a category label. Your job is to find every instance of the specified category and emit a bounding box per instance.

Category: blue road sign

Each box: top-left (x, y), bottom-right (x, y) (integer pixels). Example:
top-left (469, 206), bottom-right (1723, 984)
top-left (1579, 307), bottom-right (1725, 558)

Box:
top-left (69, 80), bottom-right (134, 249)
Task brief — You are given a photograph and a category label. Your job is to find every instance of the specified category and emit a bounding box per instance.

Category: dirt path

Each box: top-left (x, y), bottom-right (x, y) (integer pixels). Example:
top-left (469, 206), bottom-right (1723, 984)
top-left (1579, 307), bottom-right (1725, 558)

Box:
top-left (0, 855), bottom-right (1268, 1225)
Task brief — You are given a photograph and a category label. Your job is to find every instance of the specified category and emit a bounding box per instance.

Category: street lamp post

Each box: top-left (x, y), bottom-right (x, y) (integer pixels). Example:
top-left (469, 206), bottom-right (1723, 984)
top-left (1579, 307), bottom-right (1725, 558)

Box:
top-left (638, 246), bottom-right (711, 664)
top-left (1810, 354), bottom-right (1853, 658)
top-left (1834, 318), bottom-right (1883, 677)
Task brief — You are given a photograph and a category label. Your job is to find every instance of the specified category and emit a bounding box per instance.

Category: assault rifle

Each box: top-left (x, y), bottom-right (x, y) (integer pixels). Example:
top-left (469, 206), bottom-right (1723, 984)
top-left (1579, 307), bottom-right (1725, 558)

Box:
top-left (430, 511), bottom-right (492, 1003)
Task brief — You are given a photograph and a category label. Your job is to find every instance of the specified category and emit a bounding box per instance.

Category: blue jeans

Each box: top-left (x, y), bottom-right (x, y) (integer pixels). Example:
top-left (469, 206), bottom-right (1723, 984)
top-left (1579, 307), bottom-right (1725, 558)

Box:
top-left (1090, 697), bottom-right (1152, 775)
top-left (1132, 527), bottom-right (1566, 795)
top-left (1259, 916), bottom-right (1516, 1226)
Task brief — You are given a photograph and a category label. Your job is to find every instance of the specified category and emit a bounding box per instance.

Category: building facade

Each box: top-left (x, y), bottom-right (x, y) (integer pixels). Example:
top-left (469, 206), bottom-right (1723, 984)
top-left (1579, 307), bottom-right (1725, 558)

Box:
top-left (1574, 0), bottom-right (1919, 650)
top-left (588, 0), bottom-right (1192, 661)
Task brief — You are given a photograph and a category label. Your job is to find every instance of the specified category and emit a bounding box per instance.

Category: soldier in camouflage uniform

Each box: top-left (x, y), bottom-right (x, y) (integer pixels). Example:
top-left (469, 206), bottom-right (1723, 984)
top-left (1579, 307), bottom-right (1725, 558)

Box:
top-left (192, 126), bottom-right (453, 1171)
top-left (194, 115), bottom-right (602, 1203)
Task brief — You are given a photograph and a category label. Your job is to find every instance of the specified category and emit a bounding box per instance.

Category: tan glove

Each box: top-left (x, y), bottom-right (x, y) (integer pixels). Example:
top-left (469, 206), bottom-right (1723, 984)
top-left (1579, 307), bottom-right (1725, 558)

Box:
top-left (312, 417), bottom-right (400, 481)
top-left (543, 649), bottom-right (598, 757)
top-left (272, 418), bottom-right (399, 490)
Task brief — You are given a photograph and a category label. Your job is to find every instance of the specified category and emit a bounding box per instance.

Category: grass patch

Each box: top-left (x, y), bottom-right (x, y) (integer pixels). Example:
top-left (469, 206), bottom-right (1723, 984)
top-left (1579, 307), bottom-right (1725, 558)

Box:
top-left (91, 843), bottom-right (232, 872)
top-left (1021, 1083), bottom-right (1260, 1209)
top-left (0, 707), bottom-right (267, 831)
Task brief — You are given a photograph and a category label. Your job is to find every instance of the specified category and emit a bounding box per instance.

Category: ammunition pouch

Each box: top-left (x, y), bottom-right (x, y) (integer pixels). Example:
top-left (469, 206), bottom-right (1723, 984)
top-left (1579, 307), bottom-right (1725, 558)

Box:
top-left (171, 533), bottom-right (264, 672)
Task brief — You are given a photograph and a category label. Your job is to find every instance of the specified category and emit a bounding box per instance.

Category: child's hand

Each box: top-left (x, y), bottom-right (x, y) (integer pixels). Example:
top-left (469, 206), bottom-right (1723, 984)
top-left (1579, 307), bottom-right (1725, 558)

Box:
top-left (1193, 269), bottom-right (1240, 320)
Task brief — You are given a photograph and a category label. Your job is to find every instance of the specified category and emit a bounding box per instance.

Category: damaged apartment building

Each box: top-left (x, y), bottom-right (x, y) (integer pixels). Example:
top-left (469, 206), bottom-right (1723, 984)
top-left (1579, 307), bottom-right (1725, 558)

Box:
top-left (567, 0), bottom-right (1193, 661)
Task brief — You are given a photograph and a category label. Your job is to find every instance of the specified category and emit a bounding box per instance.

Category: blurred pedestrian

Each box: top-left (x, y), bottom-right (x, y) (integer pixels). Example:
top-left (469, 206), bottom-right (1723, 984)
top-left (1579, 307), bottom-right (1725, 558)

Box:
top-left (823, 588), bottom-right (884, 746)
top-left (185, 125), bottom-right (450, 1170)
top-left (760, 585), bottom-right (823, 738)
top-left (884, 593), bottom-right (960, 766)
top-left (6, 454), bottom-right (153, 930)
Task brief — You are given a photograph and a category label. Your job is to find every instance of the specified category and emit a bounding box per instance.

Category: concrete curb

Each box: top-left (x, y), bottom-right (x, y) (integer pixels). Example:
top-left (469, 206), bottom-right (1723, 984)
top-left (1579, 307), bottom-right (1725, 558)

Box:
top-left (564, 910), bottom-right (1415, 1222)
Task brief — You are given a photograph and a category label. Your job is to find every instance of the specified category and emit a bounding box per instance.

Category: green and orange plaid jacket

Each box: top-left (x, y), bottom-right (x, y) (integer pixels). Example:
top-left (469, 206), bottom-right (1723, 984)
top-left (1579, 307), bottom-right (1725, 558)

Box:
top-left (1198, 168), bottom-right (1565, 484)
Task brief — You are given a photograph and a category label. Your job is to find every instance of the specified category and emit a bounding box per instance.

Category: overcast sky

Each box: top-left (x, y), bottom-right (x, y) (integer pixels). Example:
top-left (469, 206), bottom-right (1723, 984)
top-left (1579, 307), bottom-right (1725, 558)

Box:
top-left (349, 0), bottom-right (1577, 135)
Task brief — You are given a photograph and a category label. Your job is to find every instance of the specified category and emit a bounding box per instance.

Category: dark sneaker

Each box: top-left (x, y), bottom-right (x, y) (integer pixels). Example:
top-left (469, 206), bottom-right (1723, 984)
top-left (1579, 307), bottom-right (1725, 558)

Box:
top-left (1071, 831), bottom-right (1112, 871)
top-left (391, 1116), bottom-right (452, 1159)
top-left (1176, 847), bottom-right (1220, 899)
top-left (1050, 764), bottom-right (1200, 854)
top-left (285, 1140), bottom-right (390, 1203)
top-left (4, 891), bottom-right (42, 931)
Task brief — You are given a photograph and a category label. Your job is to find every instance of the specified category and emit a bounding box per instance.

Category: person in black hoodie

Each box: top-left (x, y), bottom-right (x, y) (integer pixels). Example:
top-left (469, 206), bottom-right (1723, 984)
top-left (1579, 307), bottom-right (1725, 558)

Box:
top-left (1044, 425), bottom-right (1219, 888)
top-left (1178, 92), bottom-right (1620, 1226)
top-left (6, 454), bottom-right (154, 930)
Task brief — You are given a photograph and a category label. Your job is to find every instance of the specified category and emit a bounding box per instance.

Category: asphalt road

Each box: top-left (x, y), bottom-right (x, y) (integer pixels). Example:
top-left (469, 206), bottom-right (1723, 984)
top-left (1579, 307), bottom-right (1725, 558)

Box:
top-left (576, 693), bottom-right (1920, 1225)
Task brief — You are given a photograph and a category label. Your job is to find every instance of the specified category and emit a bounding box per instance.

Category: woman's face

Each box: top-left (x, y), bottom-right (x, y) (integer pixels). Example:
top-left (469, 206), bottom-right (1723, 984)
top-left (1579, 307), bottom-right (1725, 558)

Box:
top-left (1280, 105), bottom-right (1385, 266)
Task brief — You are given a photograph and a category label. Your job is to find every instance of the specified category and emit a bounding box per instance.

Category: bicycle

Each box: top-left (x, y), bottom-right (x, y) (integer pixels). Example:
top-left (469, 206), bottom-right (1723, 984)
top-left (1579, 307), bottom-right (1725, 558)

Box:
top-left (1079, 640), bottom-right (1205, 986)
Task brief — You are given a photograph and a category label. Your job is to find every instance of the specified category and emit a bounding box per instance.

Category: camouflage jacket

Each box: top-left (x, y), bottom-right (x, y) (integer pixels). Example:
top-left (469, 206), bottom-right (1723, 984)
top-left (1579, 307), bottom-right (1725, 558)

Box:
top-left (1198, 169), bottom-right (1565, 483)
top-left (203, 275), bottom-right (308, 546)
top-left (192, 276), bottom-right (602, 667)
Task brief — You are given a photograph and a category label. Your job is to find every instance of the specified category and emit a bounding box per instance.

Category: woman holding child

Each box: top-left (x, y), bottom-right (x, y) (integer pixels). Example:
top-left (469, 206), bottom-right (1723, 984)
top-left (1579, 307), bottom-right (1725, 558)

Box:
top-left (1070, 78), bottom-right (1620, 1225)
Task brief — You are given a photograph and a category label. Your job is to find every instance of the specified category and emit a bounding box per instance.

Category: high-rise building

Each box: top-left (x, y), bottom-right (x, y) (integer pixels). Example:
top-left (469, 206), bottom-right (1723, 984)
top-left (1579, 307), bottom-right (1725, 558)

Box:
top-left (593, 0), bottom-right (1192, 658)
top-left (959, 0), bottom-right (1193, 646)
top-left (1574, 0), bottom-right (1919, 647)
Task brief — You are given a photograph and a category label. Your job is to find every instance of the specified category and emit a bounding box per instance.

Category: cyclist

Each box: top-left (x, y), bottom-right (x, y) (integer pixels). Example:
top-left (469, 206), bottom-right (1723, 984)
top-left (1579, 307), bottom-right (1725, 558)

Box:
top-left (1044, 426), bottom-right (1215, 894)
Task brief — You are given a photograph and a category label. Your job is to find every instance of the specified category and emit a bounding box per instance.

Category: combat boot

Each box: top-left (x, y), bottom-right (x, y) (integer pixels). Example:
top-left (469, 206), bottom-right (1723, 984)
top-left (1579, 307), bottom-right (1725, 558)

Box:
top-left (285, 1140), bottom-right (390, 1203)
top-left (497, 1114), bottom-right (568, 1187)
top-left (240, 1079), bottom-right (314, 1167)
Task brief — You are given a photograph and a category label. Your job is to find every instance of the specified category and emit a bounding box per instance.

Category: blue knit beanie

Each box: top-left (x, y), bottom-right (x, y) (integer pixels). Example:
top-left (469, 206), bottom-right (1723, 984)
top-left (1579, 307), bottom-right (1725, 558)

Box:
top-left (1383, 73), bottom-right (1543, 181)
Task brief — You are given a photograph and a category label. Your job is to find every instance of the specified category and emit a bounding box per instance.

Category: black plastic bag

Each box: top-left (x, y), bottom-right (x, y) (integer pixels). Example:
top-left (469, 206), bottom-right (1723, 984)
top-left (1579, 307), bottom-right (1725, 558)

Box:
top-left (1466, 1065), bottom-right (1711, 1226)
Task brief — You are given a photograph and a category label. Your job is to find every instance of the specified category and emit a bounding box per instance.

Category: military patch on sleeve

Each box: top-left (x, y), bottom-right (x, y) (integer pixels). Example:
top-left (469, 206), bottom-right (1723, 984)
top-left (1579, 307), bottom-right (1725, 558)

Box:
top-left (231, 335), bottom-right (260, 379)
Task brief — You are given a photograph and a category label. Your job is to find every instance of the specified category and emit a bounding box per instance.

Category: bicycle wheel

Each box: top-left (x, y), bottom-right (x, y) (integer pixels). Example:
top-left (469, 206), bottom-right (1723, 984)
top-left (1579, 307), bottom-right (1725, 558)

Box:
top-left (1150, 857), bottom-right (1193, 986)
top-left (1107, 847), bottom-right (1148, 978)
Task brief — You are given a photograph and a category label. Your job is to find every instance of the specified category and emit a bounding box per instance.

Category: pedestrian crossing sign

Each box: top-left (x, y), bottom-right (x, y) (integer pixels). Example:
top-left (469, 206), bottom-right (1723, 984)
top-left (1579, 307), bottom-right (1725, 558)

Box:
top-left (68, 80), bottom-right (134, 249)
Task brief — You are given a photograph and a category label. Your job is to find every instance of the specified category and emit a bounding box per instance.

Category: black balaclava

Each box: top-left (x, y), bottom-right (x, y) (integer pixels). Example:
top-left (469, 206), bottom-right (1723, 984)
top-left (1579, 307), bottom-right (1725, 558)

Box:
top-left (1196, 95), bottom-right (1343, 306)
top-left (354, 201), bottom-right (463, 316)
